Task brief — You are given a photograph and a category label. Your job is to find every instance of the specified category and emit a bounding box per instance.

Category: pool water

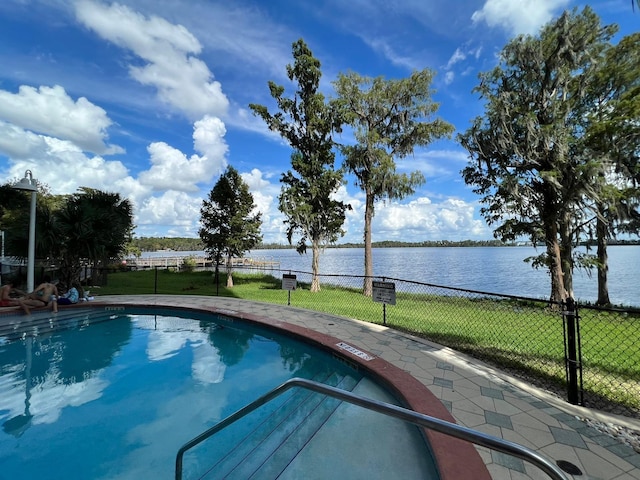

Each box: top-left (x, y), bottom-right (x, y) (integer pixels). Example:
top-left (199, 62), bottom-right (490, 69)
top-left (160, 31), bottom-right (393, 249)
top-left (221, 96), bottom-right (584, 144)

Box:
top-left (0, 308), bottom-right (437, 479)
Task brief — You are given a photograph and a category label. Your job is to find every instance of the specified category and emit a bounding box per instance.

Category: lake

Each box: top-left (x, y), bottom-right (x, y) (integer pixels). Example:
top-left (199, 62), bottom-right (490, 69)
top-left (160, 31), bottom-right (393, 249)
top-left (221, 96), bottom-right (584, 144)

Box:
top-left (142, 246), bottom-right (640, 307)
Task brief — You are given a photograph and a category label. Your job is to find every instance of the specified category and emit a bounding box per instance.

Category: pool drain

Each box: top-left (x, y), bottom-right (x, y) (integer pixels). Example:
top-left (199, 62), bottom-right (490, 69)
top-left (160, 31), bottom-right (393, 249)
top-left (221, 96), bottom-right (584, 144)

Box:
top-left (556, 460), bottom-right (582, 475)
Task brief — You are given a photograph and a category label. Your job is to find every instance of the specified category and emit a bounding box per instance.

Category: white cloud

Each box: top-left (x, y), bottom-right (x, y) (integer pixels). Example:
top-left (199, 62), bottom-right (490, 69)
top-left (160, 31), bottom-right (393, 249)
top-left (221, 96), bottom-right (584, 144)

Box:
top-left (136, 190), bottom-right (202, 226)
top-left (241, 168), bottom-right (277, 213)
top-left (374, 196), bottom-right (488, 240)
top-left (138, 115), bottom-right (227, 192)
top-left (446, 48), bottom-right (466, 69)
top-left (238, 168), bottom-right (287, 243)
top-left (363, 38), bottom-right (424, 71)
top-left (471, 0), bottom-right (570, 36)
top-left (0, 85), bottom-right (121, 155)
top-left (75, 0), bottom-right (229, 120)
top-left (397, 148), bottom-right (469, 179)
top-left (444, 71), bottom-right (455, 85)
top-left (0, 122), bottom-right (136, 197)
top-left (0, 121), bottom-right (50, 160)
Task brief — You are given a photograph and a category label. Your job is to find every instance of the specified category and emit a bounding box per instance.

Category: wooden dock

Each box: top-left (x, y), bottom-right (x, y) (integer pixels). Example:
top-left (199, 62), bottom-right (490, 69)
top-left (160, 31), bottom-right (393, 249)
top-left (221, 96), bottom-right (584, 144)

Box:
top-left (126, 255), bottom-right (279, 270)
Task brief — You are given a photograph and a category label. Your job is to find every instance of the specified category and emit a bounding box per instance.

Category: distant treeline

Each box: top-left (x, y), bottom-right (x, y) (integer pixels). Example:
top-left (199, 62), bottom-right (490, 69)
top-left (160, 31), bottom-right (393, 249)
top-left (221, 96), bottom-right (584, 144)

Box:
top-left (133, 237), bottom-right (205, 252)
top-left (131, 237), bottom-right (536, 252)
top-left (131, 236), bottom-right (640, 253)
top-left (339, 239), bottom-right (510, 248)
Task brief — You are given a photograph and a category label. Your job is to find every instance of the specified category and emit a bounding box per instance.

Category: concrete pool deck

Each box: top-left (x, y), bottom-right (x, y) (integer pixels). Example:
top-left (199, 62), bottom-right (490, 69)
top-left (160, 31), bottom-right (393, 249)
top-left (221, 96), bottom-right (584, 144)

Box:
top-left (3, 294), bottom-right (640, 479)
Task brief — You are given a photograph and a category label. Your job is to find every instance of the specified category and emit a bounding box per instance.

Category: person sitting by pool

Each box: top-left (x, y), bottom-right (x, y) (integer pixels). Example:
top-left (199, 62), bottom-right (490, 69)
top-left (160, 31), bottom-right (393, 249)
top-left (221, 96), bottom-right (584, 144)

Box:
top-left (23, 277), bottom-right (59, 313)
top-left (57, 282), bottom-right (80, 306)
top-left (0, 281), bottom-right (23, 308)
top-left (0, 281), bottom-right (37, 313)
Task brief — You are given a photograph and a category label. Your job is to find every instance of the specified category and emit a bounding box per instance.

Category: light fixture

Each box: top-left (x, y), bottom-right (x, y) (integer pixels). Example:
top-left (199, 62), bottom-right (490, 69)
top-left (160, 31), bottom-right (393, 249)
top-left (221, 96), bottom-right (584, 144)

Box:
top-left (12, 170), bottom-right (37, 292)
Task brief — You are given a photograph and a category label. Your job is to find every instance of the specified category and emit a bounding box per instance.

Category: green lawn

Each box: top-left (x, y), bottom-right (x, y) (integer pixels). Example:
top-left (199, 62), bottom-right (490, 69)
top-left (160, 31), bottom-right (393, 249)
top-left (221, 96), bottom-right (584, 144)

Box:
top-left (93, 269), bottom-right (640, 414)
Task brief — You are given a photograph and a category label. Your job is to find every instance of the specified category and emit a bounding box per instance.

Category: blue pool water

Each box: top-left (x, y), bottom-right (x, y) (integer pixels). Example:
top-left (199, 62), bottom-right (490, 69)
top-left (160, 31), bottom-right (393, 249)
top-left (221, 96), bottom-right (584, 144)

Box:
top-left (0, 308), bottom-right (437, 479)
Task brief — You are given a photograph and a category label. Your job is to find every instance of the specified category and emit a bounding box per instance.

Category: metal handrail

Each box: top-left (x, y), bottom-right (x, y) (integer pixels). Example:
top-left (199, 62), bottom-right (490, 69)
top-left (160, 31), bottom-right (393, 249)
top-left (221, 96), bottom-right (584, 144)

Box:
top-left (175, 377), bottom-right (569, 480)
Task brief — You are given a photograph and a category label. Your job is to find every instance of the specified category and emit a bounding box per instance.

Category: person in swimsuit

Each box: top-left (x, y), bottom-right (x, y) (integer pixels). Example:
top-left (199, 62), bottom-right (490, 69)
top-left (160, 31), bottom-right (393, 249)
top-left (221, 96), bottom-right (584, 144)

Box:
top-left (0, 281), bottom-right (33, 313)
top-left (22, 277), bottom-right (59, 313)
top-left (0, 282), bottom-right (21, 307)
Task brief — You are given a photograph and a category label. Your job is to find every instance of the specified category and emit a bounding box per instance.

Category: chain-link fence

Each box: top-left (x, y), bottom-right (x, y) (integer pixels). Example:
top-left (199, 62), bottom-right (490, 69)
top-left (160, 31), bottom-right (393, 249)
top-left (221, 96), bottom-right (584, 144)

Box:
top-left (577, 303), bottom-right (640, 416)
top-left (3, 261), bottom-right (639, 418)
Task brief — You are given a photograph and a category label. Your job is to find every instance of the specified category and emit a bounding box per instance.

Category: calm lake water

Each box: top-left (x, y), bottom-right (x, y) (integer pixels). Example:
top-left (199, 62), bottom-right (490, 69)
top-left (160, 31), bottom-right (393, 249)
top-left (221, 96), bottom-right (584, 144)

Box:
top-left (143, 246), bottom-right (640, 307)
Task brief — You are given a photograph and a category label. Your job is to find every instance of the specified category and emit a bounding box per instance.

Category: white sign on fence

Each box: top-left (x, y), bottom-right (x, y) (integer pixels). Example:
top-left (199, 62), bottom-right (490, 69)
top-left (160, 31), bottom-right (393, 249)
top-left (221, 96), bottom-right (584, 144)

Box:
top-left (372, 281), bottom-right (396, 305)
top-left (282, 273), bottom-right (297, 291)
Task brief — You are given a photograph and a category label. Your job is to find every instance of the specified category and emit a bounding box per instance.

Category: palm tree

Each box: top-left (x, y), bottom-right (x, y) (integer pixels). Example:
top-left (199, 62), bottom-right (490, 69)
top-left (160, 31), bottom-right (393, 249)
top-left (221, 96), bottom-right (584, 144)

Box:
top-left (56, 188), bottom-right (134, 286)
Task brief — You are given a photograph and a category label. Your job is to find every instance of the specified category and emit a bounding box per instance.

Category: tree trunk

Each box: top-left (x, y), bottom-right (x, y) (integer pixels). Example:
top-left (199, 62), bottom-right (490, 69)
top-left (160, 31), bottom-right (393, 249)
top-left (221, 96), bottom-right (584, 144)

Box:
top-left (362, 188), bottom-right (374, 297)
top-left (546, 239), bottom-right (566, 305)
top-left (311, 239), bottom-right (321, 292)
top-left (226, 253), bottom-right (234, 288)
top-left (540, 184), bottom-right (567, 305)
top-left (559, 211), bottom-right (574, 299)
top-left (542, 209), bottom-right (566, 305)
top-left (596, 213), bottom-right (611, 306)
top-left (95, 256), bottom-right (109, 286)
top-left (60, 255), bottom-right (82, 289)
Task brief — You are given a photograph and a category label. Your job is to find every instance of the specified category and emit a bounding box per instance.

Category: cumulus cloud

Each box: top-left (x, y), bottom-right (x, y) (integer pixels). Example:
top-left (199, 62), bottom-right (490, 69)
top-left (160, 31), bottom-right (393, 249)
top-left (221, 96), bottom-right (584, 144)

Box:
top-left (0, 121), bottom-right (51, 160)
top-left (241, 168), bottom-right (277, 211)
top-left (136, 190), bottom-right (203, 226)
top-left (471, 0), bottom-right (570, 36)
top-left (0, 120), bottom-right (137, 197)
top-left (373, 197), bottom-right (488, 240)
top-left (0, 85), bottom-right (121, 155)
top-left (238, 168), bottom-right (286, 242)
top-left (138, 115), bottom-right (227, 192)
top-left (75, 0), bottom-right (229, 120)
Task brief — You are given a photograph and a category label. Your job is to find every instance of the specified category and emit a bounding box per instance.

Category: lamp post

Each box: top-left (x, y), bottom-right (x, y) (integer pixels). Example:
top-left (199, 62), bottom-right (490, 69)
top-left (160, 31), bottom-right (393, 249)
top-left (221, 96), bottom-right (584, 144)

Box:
top-left (12, 170), bottom-right (37, 293)
top-left (0, 229), bottom-right (4, 285)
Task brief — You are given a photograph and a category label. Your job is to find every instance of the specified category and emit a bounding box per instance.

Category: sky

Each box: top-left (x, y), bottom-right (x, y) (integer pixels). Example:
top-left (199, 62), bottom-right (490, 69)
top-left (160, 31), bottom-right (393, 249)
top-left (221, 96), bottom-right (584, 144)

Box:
top-left (0, 0), bottom-right (637, 245)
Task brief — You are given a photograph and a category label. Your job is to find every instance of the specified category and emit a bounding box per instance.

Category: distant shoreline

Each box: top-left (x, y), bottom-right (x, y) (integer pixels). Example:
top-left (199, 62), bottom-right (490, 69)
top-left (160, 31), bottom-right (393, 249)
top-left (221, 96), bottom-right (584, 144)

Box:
top-left (131, 237), bottom-right (640, 253)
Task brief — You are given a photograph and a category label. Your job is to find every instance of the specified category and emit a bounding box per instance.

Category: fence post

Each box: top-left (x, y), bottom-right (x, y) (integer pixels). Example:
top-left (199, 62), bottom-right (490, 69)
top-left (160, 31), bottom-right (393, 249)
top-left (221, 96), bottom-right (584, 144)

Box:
top-left (563, 297), bottom-right (582, 405)
top-left (154, 266), bottom-right (158, 294)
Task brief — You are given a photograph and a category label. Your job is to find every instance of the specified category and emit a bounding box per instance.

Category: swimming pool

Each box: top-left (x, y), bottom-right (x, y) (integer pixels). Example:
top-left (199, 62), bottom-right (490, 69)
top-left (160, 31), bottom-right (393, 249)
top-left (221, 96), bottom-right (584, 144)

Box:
top-left (0, 306), bottom-right (447, 479)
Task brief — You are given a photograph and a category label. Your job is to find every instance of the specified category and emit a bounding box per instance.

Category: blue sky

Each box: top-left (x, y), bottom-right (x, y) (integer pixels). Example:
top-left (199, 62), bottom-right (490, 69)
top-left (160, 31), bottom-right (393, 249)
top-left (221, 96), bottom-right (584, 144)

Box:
top-left (0, 1), bottom-right (637, 244)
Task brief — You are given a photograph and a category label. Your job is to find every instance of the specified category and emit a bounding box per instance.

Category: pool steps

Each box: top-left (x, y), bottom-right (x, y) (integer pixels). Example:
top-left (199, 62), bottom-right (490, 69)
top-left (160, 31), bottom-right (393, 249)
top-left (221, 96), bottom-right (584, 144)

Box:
top-left (0, 308), bottom-right (102, 341)
top-left (178, 378), bottom-right (570, 480)
top-left (196, 372), bottom-right (359, 479)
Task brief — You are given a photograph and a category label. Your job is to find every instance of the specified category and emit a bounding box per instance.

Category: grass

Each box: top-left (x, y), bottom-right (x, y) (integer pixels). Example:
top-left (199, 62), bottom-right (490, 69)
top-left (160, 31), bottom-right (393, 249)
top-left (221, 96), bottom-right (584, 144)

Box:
top-left (94, 269), bottom-right (640, 414)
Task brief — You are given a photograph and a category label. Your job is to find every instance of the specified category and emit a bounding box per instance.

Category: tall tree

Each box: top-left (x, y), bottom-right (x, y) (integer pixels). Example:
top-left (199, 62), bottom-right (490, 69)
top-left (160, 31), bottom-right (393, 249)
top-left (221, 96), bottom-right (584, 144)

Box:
top-left (199, 165), bottom-right (262, 288)
top-left (333, 70), bottom-right (454, 296)
top-left (578, 32), bottom-right (640, 305)
top-left (56, 188), bottom-right (134, 286)
top-left (459, 7), bottom-right (616, 304)
top-left (249, 39), bottom-right (348, 292)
